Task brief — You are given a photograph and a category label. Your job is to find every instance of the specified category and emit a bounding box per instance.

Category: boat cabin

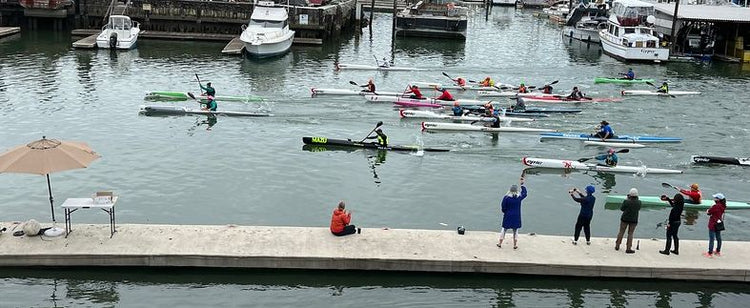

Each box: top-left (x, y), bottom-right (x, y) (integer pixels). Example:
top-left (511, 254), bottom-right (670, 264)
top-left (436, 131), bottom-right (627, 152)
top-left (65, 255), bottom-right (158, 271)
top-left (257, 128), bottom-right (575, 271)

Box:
top-left (248, 1), bottom-right (289, 28)
top-left (105, 15), bottom-right (134, 31)
top-left (605, 15), bottom-right (661, 48)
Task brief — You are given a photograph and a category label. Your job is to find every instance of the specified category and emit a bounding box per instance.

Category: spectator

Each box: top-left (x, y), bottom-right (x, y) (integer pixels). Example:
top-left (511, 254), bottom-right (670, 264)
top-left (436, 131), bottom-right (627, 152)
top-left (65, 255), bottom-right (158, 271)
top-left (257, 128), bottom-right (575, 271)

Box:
top-left (615, 188), bottom-right (641, 254)
top-left (330, 201), bottom-right (360, 236)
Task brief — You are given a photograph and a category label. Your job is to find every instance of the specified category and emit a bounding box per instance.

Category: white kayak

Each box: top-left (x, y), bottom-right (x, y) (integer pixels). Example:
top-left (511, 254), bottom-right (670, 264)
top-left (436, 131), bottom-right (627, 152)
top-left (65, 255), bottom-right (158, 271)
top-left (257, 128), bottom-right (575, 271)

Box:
top-left (583, 141), bottom-right (646, 148)
top-left (399, 109), bottom-right (534, 122)
top-left (411, 82), bottom-right (514, 91)
top-left (138, 105), bottom-right (271, 117)
top-left (364, 95), bottom-right (485, 106)
top-left (477, 91), bottom-right (556, 97)
top-left (421, 122), bottom-right (556, 133)
top-left (310, 88), bottom-right (404, 96)
top-left (621, 90), bottom-right (702, 96)
top-left (335, 63), bottom-right (421, 71)
top-left (521, 157), bottom-right (683, 174)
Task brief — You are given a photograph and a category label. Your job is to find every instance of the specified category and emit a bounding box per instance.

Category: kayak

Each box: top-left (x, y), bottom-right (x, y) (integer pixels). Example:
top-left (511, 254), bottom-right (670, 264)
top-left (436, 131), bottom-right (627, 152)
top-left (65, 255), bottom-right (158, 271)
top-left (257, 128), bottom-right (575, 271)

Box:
top-left (335, 63), bottom-right (422, 71)
top-left (145, 91), bottom-right (264, 102)
top-left (512, 107), bottom-right (582, 113)
top-left (302, 137), bottom-right (449, 152)
top-left (477, 91), bottom-right (555, 97)
top-left (411, 82), bottom-right (514, 91)
top-left (310, 88), bottom-right (404, 96)
top-left (138, 105), bottom-right (271, 117)
top-left (520, 96), bottom-right (623, 103)
top-left (605, 195), bottom-right (750, 210)
top-left (583, 141), bottom-right (646, 148)
top-left (593, 77), bottom-right (655, 84)
top-left (364, 95), bottom-right (485, 106)
top-left (421, 122), bottom-right (556, 133)
top-left (621, 90), bottom-right (702, 96)
top-left (540, 132), bottom-right (682, 143)
top-left (398, 109), bottom-right (534, 122)
top-left (521, 157), bottom-right (683, 174)
top-left (691, 155), bottom-right (750, 166)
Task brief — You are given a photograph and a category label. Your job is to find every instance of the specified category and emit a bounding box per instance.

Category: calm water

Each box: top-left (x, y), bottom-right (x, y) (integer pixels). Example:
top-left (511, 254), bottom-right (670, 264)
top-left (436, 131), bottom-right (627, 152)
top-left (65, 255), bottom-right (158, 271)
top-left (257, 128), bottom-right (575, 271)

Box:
top-left (1, 7), bottom-right (750, 306)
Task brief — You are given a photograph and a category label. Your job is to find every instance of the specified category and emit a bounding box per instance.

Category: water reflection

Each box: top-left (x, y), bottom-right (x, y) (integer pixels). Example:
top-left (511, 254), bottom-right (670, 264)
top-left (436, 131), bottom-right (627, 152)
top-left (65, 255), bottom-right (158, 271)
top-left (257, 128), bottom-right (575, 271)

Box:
top-left (302, 144), bottom-right (388, 185)
top-left (393, 37), bottom-right (465, 65)
top-left (563, 38), bottom-right (603, 63)
top-left (239, 52), bottom-right (293, 91)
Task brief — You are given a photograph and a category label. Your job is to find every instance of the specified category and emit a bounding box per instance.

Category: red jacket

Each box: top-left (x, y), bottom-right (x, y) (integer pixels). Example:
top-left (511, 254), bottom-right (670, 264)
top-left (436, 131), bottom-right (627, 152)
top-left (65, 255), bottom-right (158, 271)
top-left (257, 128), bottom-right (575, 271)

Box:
top-left (437, 91), bottom-right (454, 101)
top-left (330, 208), bottom-right (351, 233)
top-left (680, 188), bottom-right (702, 204)
top-left (707, 202), bottom-right (726, 231)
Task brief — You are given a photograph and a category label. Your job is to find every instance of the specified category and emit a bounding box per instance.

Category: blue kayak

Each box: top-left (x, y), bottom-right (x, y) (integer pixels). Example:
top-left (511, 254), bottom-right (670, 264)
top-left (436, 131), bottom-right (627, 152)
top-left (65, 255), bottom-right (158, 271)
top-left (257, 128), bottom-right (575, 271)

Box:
top-left (540, 132), bottom-right (682, 143)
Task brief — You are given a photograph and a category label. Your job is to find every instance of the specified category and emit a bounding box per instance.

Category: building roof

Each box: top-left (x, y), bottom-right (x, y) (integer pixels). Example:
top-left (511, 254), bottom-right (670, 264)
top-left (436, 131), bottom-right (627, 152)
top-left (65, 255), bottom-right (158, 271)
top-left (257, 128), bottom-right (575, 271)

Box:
top-left (653, 3), bottom-right (750, 23)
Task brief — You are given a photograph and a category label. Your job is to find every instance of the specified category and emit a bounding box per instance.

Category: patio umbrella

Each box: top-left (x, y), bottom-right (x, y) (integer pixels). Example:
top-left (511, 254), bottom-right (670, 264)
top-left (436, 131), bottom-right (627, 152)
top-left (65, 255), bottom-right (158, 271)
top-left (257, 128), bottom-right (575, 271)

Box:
top-left (0, 136), bottom-right (100, 222)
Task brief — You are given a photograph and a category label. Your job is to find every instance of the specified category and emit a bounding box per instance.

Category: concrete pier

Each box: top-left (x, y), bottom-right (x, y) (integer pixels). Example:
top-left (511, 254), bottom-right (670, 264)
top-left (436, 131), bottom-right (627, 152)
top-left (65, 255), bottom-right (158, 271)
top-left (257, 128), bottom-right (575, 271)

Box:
top-left (71, 33), bottom-right (97, 48)
top-left (0, 223), bottom-right (747, 282)
top-left (0, 26), bottom-right (20, 38)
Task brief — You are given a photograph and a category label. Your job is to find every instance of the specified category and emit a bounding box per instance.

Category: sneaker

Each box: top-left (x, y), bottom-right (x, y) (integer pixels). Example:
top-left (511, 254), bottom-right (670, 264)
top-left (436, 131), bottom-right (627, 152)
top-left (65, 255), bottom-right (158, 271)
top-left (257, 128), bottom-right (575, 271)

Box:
top-left (625, 250), bottom-right (635, 254)
top-left (670, 250), bottom-right (679, 255)
top-left (572, 241), bottom-right (578, 245)
top-left (714, 251), bottom-right (721, 257)
top-left (586, 241), bottom-right (591, 246)
top-left (702, 252), bottom-right (713, 258)
top-left (659, 250), bottom-right (670, 255)
top-left (615, 246), bottom-right (620, 251)
top-left (357, 228), bottom-right (361, 234)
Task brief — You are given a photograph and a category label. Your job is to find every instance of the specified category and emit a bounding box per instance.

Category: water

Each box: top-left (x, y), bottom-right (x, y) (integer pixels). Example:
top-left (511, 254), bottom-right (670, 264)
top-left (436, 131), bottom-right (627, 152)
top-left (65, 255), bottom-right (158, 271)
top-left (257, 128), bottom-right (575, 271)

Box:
top-left (1, 7), bottom-right (749, 306)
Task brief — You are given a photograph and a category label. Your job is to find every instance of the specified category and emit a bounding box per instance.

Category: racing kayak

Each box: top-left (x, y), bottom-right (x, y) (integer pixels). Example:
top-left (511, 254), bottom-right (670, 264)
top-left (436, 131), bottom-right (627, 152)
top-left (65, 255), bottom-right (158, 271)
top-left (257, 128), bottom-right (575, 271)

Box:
top-left (521, 157), bottom-right (683, 174)
top-left (691, 155), bottom-right (750, 166)
top-left (421, 122), bottom-right (556, 133)
top-left (310, 88), bottom-right (404, 96)
top-left (593, 77), bottom-right (655, 84)
top-left (621, 90), bottom-right (702, 96)
top-left (411, 82), bottom-right (514, 91)
top-left (138, 105), bottom-right (271, 117)
top-left (145, 91), bottom-right (264, 102)
top-left (605, 195), bottom-right (750, 210)
top-left (335, 63), bottom-right (422, 71)
top-left (460, 106), bottom-right (551, 118)
top-left (520, 96), bottom-right (623, 103)
top-left (583, 141), bottom-right (646, 148)
top-left (365, 95), bottom-right (485, 106)
top-left (477, 91), bottom-right (555, 97)
top-left (540, 132), bottom-right (682, 143)
top-left (510, 107), bottom-right (582, 113)
top-left (399, 109), bottom-right (534, 122)
top-left (302, 137), bottom-right (449, 152)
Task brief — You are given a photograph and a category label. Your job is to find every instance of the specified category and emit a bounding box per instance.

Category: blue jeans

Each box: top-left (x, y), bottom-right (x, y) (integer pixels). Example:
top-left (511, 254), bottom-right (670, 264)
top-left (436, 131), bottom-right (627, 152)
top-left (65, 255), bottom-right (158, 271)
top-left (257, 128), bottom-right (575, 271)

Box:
top-left (708, 230), bottom-right (722, 253)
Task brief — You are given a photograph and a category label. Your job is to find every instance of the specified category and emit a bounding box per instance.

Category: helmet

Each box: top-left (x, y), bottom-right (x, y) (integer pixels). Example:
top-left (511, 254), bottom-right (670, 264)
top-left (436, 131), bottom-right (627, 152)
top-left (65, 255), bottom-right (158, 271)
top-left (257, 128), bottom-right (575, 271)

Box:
top-left (585, 185), bottom-right (595, 194)
top-left (607, 148), bottom-right (615, 154)
top-left (691, 183), bottom-right (699, 191)
top-left (520, 83), bottom-right (525, 86)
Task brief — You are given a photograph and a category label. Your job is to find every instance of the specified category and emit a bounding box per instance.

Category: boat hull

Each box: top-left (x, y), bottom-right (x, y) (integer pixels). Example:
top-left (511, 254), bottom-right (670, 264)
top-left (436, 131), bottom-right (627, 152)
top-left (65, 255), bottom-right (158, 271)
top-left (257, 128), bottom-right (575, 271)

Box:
top-left (335, 63), bottom-right (421, 71)
top-left (691, 155), bottom-right (750, 166)
top-left (594, 77), bottom-right (655, 84)
top-left (605, 195), bottom-right (750, 210)
top-left (540, 132), bottom-right (682, 143)
top-left (621, 90), bottom-right (701, 96)
top-left (562, 26), bottom-right (600, 43)
top-left (421, 122), bottom-right (556, 133)
top-left (310, 88), bottom-right (403, 96)
top-left (521, 157), bottom-right (683, 174)
top-left (139, 105), bottom-right (271, 117)
top-left (600, 29), bottom-right (669, 62)
top-left (144, 91), bottom-right (263, 102)
top-left (399, 109), bottom-right (534, 122)
top-left (243, 34), bottom-right (294, 58)
top-left (302, 137), bottom-right (449, 152)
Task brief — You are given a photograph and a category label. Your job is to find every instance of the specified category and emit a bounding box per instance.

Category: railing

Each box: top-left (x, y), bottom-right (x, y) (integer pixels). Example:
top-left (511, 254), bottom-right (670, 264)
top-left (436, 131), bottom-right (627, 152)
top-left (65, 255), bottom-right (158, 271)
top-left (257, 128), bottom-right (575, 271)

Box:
top-left (18, 0), bottom-right (72, 9)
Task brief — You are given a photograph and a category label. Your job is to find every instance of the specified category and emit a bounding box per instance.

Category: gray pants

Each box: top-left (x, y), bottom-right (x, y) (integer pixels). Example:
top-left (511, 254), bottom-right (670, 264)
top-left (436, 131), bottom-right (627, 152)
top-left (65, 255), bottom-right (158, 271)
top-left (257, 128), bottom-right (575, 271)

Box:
top-left (615, 221), bottom-right (637, 250)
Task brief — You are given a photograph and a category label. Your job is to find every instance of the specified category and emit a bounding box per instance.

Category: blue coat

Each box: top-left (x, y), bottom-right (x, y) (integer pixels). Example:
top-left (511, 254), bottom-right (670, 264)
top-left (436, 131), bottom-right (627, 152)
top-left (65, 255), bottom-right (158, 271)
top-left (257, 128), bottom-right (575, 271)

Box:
top-left (501, 185), bottom-right (527, 229)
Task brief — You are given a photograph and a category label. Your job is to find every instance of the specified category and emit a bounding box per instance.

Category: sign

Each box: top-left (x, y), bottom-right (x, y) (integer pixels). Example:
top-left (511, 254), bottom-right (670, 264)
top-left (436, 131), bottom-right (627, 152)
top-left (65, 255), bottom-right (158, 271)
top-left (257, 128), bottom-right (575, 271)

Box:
top-left (299, 14), bottom-right (308, 25)
top-left (142, 3), bottom-right (151, 11)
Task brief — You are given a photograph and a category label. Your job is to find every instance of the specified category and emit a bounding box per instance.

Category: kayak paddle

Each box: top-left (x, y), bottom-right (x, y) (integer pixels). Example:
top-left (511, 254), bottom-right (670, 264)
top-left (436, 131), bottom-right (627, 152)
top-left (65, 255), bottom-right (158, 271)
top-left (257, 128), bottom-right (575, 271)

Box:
top-left (577, 148), bottom-right (630, 162)
top-left (359, 121), bottom-right (384, 142)
top-left (645, 81), bottom-right (676, 98)
top-left (661, 182), bottom-right (680, 191)
top-left (195, 73), bottom-right (203, 93)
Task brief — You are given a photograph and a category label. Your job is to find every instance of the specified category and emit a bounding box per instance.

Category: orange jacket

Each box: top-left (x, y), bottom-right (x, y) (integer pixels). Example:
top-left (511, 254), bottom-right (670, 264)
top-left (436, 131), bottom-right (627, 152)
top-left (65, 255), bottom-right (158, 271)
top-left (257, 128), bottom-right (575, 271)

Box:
top-left (330, 208), bottom-right (351, 233)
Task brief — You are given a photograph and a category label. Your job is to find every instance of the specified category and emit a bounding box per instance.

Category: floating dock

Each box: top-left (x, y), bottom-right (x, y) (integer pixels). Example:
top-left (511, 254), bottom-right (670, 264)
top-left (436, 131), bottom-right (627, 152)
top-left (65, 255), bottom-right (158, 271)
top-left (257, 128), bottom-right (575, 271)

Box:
top-left (0, 27), bottom-right (20, 38)
top-left (0, 223), bottom-right (747, 282)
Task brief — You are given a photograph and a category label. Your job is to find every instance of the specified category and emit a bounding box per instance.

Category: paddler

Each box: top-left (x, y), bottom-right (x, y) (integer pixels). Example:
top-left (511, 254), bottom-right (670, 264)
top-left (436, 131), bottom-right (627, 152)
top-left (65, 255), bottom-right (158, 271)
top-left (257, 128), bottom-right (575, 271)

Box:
top-left (593, 120), bottom-right (614, 140)
top-left (361, 78), bottom-right (376, 93)
top-left (540, 84), bottom-right (554, 94)
top-left (434, 86), bottom-right (455, 101)
top-left (566, 86), bottom-right (584, 100)
top-left (595, 148), bottom-right (619, 167)
top-left (200, 82), bottom-right (216, 97)
top-left (378, 57), bottom-right (391, 68)
top-left (510, 97), bottom-right (526, 111)
top-left (453, 77), bottom-right (467, 87)
top-left (677, 183), bottom-right (702, 204)
top-left (621, 68), bottom-right (635, 80)
top-left (201, 95), bottom-right (217, 111)
top-left (366, 128), bottom-right (388, 147)
top-left (480, 76), bottom-right (495, 87)
top-left (517, 83), bottom-right (529, 94)
top-left (451, 101), bottom-right (464, 116)
top-left (405, 85), bottom-right (424, 99)
top-left (657, 82), bottom-right (669, 93)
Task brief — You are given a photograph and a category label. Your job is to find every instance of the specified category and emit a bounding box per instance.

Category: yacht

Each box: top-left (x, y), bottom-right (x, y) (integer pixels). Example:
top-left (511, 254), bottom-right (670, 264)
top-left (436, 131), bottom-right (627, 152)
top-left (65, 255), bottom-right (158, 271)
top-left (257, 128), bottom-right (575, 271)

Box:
top-left (240, 1), bottom-right (295, 58)
top-left (96, 15), bottom-right (140, 49)
top-left (598, 0), bottom-right (669, 62)
top-left (563, 3), bottom-right (608, 43)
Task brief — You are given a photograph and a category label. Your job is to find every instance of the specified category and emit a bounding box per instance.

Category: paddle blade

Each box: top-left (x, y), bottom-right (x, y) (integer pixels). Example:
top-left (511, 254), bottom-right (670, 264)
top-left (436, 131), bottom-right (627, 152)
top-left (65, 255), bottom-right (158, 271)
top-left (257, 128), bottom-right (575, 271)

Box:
top-left (549, 80), bottom-right (559, 85)
top-left (349, 80), bottom-right (358, 86)
top-left (645, 81), bottom-right (656, 88)
top-left (617, 149), bottom-right (630, 154)
top-left (442, 72), bottom-right (452, 79)
top-left (376, 121), bottom-right (384, 127)
top-left (187, 92), bottom-right (197, 100)
top-left (661, 182), bottom-right (673, 189)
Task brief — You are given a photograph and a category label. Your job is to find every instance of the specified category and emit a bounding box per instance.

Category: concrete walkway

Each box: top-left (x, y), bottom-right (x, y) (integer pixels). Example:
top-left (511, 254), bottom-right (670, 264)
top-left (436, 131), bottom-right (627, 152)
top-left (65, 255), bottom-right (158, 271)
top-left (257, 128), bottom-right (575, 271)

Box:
top-left (0, 223), bottom-right (747, 282)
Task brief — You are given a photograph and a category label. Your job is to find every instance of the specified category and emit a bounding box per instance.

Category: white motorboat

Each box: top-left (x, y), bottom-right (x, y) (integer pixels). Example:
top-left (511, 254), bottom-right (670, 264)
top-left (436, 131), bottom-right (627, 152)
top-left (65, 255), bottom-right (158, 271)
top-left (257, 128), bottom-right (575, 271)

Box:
top-left (96, 15), bottom-right (140, 49)
top-left (240, 1), bottom-right (295, 58)
top-left (598, 0), bottom-right (669, 62)
top-left (563, 3), bottom-right (608, 43)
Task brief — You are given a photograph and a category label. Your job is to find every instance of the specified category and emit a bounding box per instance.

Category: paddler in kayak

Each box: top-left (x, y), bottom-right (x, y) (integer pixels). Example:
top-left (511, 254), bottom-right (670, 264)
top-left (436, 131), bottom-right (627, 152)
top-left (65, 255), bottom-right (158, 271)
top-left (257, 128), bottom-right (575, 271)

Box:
top-left (595, 148), bottom-right (619, 167)
top-left (434, 86), bottom-right (455, 101)
top-left (479, 76), bottom-right (495, 87)
top-left (593, 120), bottom-right (614, 140)
top-left (566, 86), bottom-right (584, 100)
top-left (200, 82), bottom-right (216, 97)
top-left (540, 84), bottom-right (554, 94)
top-left (360, 78), bottom-right (376, 93)
top-left (451, 101), bottom-right (464, 116)
top-left (378, 57), bottom-right (391, 68)
top-left (657, 82), bottom-right (669, 93)
top-left (366, 128), bottom-right (388, 147)
top-left (405, 85), bottom-right (424, 99)
top-left (517, 83), bottom-right (529, 94)
top-left (509, 97), bottom-right (526, 111)
top-left (201, 95), bottom-right (217, 111)
top-left (677, 183), bottom-right (702, 204)
top-left (452, 77), bottom-right (467, 87)
top-left (620, 68), bottom-right (635, 80)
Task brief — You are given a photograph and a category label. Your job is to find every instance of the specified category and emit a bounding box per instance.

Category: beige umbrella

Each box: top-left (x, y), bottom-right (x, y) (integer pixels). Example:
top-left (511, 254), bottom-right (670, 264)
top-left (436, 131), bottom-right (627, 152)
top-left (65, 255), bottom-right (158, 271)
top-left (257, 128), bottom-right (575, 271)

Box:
top-left (0, 136), bottom-right (100, 222)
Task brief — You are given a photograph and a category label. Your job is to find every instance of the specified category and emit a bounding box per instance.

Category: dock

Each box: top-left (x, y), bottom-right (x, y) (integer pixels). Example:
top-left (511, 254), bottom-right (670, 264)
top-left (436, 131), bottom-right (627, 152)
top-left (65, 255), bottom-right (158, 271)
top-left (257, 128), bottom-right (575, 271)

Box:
top-left (0, 27), bottom-right (20, 39)
top-left (1, 223), bottom-right (748, 282)
top-left (72, 33), bottom-right (98, 49)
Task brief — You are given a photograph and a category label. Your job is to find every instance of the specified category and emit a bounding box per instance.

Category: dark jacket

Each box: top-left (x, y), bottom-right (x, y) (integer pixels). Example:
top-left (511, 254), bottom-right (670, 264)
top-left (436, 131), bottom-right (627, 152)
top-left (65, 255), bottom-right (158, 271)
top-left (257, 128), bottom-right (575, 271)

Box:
top-left (571, 193), bottom-right (595, 219)
top-left (665, 198), bottom-right (684, 223)
top-left (620, 197), bottom-right (641, 223)
top-left (501, 185), bottom-right (527, 229)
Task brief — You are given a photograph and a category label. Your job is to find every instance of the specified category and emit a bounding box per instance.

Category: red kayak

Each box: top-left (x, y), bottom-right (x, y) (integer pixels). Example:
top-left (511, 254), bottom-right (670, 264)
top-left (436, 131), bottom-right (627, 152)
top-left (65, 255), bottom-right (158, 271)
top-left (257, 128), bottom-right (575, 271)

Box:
top-left (521, 96), bottom-right (623, 103)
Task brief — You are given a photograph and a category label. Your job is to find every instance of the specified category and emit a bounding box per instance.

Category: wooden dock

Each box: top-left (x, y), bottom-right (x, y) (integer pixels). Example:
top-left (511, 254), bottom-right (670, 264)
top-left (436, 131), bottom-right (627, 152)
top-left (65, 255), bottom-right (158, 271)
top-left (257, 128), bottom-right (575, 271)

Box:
top-left (72, 33), bottom-right (98, 49)
top-left (221, 37), bottom-right (244, 55)
top-left (0, 27), bottom-right (20, 39)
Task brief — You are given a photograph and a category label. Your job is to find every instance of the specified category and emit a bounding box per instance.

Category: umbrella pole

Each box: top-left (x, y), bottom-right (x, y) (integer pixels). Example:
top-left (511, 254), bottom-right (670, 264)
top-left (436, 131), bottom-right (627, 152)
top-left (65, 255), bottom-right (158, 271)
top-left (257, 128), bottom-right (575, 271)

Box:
top-left (46, 174), bottom-right (56, 223)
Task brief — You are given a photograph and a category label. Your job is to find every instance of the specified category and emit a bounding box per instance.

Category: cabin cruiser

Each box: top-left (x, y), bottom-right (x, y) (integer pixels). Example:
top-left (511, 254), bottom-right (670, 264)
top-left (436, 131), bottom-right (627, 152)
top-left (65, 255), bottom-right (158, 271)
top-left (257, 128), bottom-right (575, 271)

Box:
top-left (599, 0), bottom-right (669, 62)
top-left (96, 15), bottom-right (140, 49)
top-left (240, 1), bottom-right (295, 57)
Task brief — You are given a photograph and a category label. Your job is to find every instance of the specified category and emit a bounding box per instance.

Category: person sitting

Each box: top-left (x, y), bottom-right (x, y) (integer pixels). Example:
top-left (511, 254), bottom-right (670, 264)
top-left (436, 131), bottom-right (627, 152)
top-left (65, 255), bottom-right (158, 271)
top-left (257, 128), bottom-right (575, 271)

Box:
top-left (378, 57), bottom-right (391, 68)
top-left (330, 201), bottom-right (360, 236)
top-left (405, 85), bottom-right (424, 99)
top-left (434, 86), bottom-right (455, 101)
top-left (200, 82), bottom-right (216, 97)
top-left (518, 83), bottom-right (528, 94)
top-left (201, 95), bottom-right (217, 111)
top-left (453, 77), bottom-right (467, 87)
top-left (593, 120), bottom-right (614, 140)
top-left (595, 148), bottom-right (619, 167)
top-left (679, 183), bottom-right (702, 204)
top-left (366, 128), bottom-right (388, 147)
top-left (451, 101), bottom-right (464, 116)
top-left (540, 84), bottom-right (554, 94)
top-left (621, 68), bottom-right (635, 80)
top-left (361, 78), bottom-right (376, 93)
top-left (480, 77), bottom-right (495, 87)
top-left (512, 97), bottom-right (527, 111)
top-left (657, 82), bottom-right (669, 93)
top-left (567, 86), bottom-right (584, 100)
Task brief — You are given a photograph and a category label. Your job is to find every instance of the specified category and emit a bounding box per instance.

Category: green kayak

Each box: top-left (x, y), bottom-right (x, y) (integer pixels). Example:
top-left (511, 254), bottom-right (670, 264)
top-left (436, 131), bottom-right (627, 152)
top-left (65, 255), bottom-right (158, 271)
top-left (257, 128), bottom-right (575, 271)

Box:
top-left (605, 195), bottom-right (750, 210)
top-left (594, 77), bottom-right (655, 84)
top-left (145, 91), bottom-right (264, 102)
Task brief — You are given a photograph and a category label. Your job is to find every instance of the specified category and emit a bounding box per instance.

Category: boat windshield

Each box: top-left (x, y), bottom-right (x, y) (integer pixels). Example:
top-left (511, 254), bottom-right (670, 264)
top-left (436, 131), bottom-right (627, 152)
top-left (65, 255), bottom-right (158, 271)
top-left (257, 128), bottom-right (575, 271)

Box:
top-left (248, 19), bottom-right (285, 28)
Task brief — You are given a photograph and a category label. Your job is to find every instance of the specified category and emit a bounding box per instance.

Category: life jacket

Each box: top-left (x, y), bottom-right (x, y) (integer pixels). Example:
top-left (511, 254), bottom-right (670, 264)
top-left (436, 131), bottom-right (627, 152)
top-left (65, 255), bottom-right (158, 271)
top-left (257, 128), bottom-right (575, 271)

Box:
top-left (377, 133), bottom-right (388, 146)
top-left (438, 91), bottom-right (454, 101)
top-left (518, 86), bottom-right (527, 93)
top-left (456, 78), bottom-right (466, 86)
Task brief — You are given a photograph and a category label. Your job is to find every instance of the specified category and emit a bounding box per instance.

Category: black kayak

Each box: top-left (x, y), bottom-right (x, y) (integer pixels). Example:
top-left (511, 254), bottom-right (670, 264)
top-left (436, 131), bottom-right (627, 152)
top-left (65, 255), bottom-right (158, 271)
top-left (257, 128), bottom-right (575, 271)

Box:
top-left (302, 137), bottom-right (450, 152)
top-left (692, 155), bottom-right (750, 166)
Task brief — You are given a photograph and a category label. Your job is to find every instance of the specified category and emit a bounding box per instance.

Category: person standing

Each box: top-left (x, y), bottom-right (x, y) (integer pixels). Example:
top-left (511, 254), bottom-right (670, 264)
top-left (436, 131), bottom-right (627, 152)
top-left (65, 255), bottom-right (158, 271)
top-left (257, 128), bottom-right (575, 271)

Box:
top-left (330, 201), bottom-right (360, 236)
top-left (497, 177), bottom-right (527, 249)
top-left (615, 188), bottom-right (641, 254)
top-left (659, 193), bottom-right (684, 255)
top-left (569, 185), bottom-right (596, 245)
top-left (704, 193), bottom-right (727, 257)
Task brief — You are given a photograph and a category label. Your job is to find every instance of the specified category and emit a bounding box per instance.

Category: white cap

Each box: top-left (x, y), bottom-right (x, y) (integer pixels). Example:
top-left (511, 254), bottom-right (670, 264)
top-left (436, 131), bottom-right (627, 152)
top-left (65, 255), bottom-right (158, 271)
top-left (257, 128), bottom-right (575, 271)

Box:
top-left (628, 188), bottom-right (638, 197)
top-left (712, 193), bottom-right (725, 200)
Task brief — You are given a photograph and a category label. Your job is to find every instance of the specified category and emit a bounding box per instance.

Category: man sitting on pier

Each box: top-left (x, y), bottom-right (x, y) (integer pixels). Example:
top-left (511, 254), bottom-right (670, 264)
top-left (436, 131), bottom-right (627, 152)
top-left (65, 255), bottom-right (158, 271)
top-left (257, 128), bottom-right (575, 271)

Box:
top-left (330, 201), bottom-right (360, 236)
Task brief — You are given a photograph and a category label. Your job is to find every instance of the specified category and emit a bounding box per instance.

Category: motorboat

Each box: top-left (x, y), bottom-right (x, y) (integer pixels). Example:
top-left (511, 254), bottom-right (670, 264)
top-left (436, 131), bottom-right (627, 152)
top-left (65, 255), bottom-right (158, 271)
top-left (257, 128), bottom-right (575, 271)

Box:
top-left (598, 0), bottom-right (669, 62)
top-left (240, 1), bottom-right (295, 58)
top-left (96, 15), bottom-right (140, 49)
top-left (563, 2), bottom-right (608, 43)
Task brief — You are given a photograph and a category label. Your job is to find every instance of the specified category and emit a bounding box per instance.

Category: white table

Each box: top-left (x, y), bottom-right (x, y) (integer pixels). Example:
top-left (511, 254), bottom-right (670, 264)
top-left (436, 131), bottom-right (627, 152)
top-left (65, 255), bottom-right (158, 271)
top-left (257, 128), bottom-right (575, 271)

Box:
top-left (61, 197), bottom-right (118, 238)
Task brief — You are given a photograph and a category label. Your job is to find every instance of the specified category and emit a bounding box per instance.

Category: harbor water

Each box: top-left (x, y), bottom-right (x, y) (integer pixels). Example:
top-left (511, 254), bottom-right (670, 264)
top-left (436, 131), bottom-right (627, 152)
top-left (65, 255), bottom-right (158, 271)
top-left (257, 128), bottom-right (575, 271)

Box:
top-left (1, 7), bottom-right (749, 306)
